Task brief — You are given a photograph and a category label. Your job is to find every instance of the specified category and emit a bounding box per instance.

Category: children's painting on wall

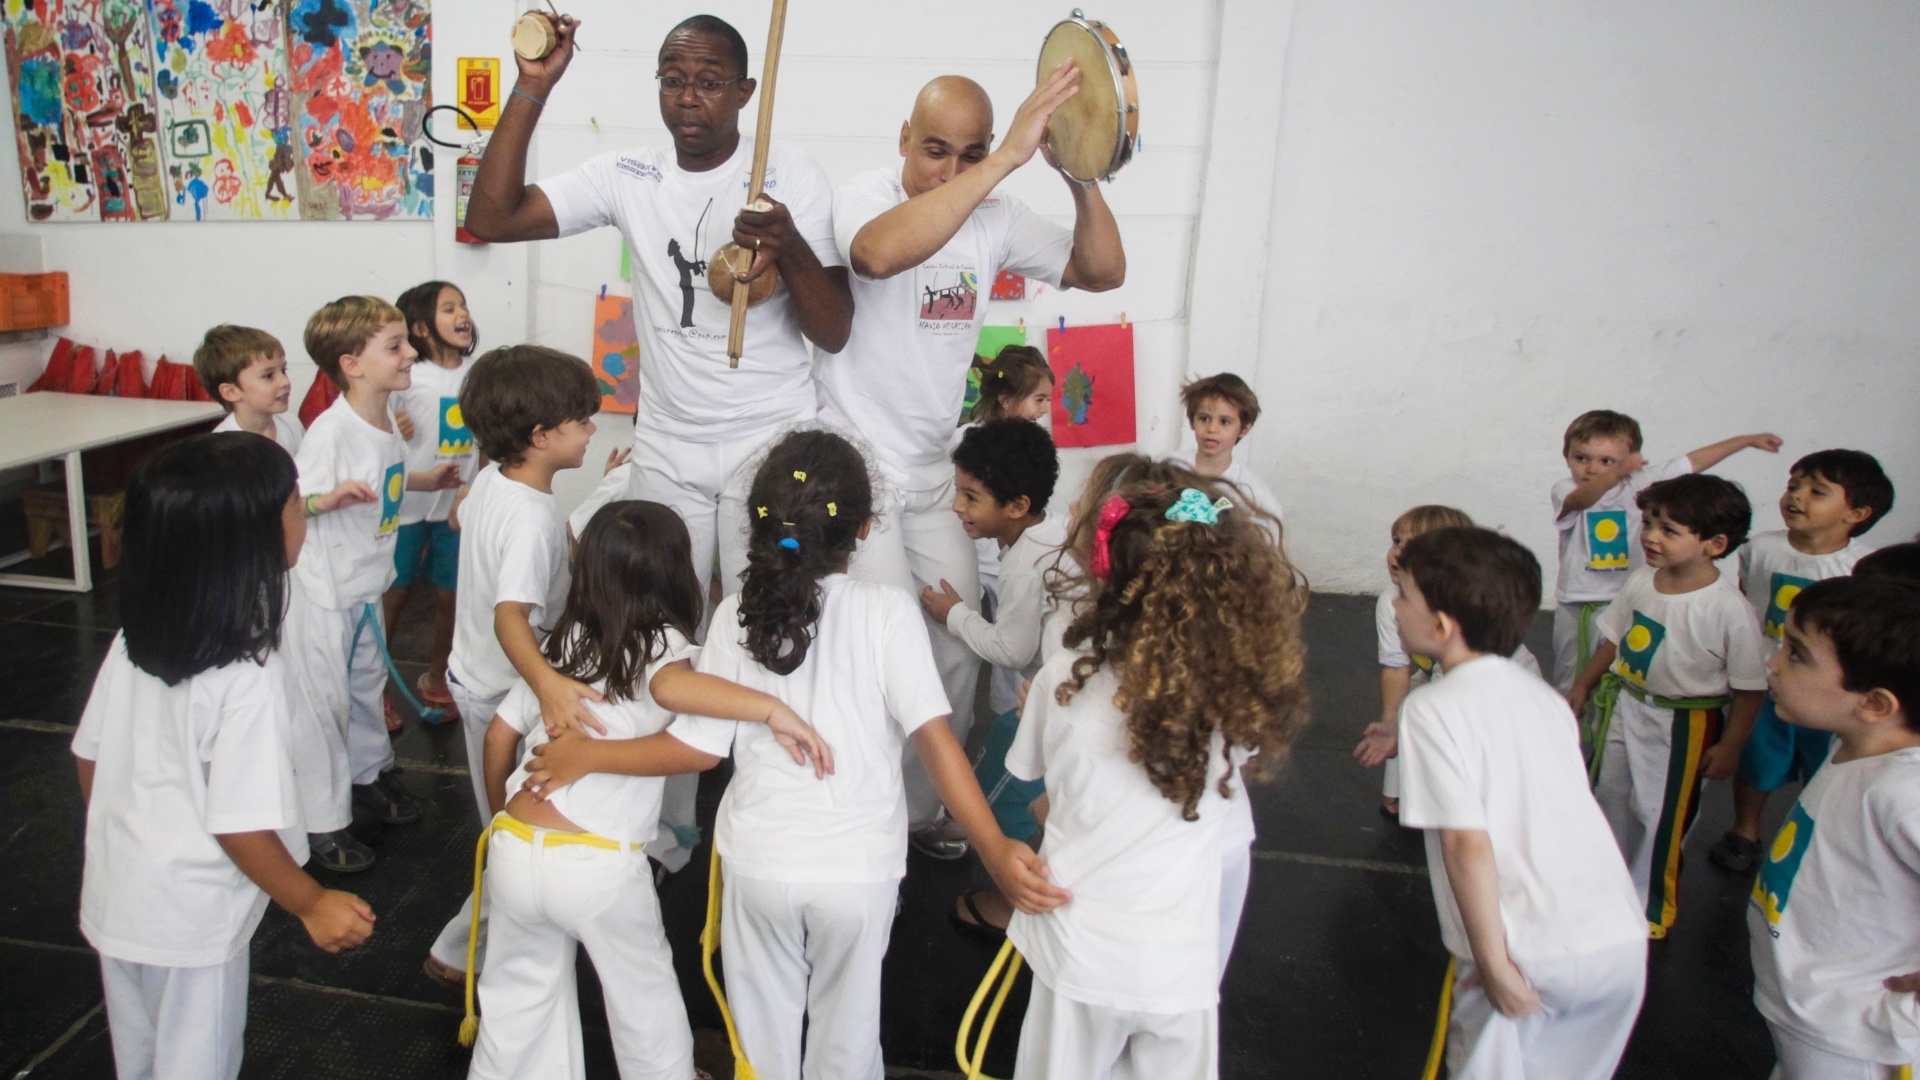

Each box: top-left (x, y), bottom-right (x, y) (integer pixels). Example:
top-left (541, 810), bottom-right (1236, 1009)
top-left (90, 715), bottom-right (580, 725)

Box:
top-left (1046, 321), bottom-right (1136, 448)
top-left (1, 0), bottom-right (432, 223)
top-left (591, 290), bottom-right (640, 415)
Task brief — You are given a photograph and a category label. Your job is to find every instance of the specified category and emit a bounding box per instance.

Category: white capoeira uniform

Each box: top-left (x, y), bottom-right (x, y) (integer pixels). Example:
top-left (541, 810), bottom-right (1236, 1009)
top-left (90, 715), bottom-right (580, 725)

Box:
top-left (430, 463), bottom-right (573, 974)
top-left (292, 395), bottom-right (407, 788)
top-left (468, 630), bottom-right (701, 1080)
top-left (74, 637), bottom-right (307, 1080)
top-left (669, 577), bottom-right (951, 1080)
top-left (819, 162), bottom-right (1072, 827)
top-left (1399, 655), bottom-right (1649, 1080)
top-left (1549, 455), bottom-right (1692, 689)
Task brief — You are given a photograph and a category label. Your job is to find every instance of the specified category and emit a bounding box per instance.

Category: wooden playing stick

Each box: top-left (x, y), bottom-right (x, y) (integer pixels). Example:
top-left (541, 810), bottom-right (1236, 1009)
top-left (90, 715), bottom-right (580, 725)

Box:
top-left (728, 0), bottom-right (789, 366)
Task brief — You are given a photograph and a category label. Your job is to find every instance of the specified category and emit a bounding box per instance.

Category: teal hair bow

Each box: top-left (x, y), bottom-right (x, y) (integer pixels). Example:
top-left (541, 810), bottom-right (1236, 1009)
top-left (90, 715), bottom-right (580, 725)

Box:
top-left (1165, 487), bottom-right (1231, 526)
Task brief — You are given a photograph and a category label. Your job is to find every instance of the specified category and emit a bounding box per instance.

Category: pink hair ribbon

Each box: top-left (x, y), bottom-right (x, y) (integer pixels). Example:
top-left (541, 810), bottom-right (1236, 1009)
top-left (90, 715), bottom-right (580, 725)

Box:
top-left (1089, 495), bottom-right (1130, 579)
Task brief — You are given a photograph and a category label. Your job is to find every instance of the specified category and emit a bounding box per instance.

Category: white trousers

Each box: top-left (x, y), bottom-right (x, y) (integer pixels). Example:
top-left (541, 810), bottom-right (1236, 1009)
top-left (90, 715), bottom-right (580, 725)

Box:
top-left (1552, 601), bottom-right (1609, 691)
top-left (1382, 756), bottom-right (1402, 800)
top-left (1768, 1024), bottom-right (1914, 1080)
top-left (468, 828), bottom-right (694, 1080)
top-left (1012, 977), bottom-right (1217, 1080)
top-left (100, 952), bottom-right (249, 1080)
top-left (288, 599), bottom-right (392, 787)
top-left (1219, 843), bottom-right (1251, 979)
top-left (432, 679), bottom-right (510, 972)
top-left (1446, 939), bottom-right (1646, 1080)
top-left (1592, 692), bottom-right (1718, 926)
top-left (720, 871), bottom-right (899, 1080)
top-left (281, 579), bottom-right (351, 832)
top-left (849, 477), bottom-right (982, 828)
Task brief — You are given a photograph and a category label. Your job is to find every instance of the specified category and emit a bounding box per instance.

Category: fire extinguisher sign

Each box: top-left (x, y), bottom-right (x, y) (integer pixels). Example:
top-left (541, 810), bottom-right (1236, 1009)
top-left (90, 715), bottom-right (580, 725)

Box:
top-left (458, 58), bottom-right (503, 130)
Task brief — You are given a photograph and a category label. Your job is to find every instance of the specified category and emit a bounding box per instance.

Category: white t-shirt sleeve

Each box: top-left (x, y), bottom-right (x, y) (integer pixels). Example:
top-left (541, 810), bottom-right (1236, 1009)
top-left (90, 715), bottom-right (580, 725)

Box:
top-left (535, 152), bottom-right (621, 239)
top-left (202, 661), bottom-right (299, 836)
top-left (782, 152), bottom-right (845, 270)
top-left (1376, 590), bottom-right (1410, 668)
top-left (493, 515), bottom-right (566, 612)
top-left (882, 595), bottom-right (952, 736)
top-left (70, 643), bottom-right (118, 760)
top-left (832, 172), bottom-right (897, 280)
top-left (495, 681), bottom-right (541, 738)
top-left (1723, 603), bottom-right (1770, 691)
top-left (996, 196), bottom-right (1073, 289)
top-left (1005, 665), bottom-right (1057, 783)
top-left (293, 423), bottom-right (338, 499)
top-left (667, 628), bottom-right (746, 758)
top-left (1550, 477), bottom-right (1579, 525)
top-left (1397, 695), bottom-right (1488, 831)
top-left (1594, 586), bottom-right (1634, 646)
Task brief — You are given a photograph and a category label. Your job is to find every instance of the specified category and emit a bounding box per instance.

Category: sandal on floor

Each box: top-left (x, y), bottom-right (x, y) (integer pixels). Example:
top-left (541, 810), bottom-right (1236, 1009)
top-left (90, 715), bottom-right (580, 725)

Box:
top-left (384, 698), bottom-right (405, 733)
top-left (950, 887), bottom-right (1009, 942)
top-left (1708, 832), bottom-right (1761, 875)
top-left (308, 829), bottom-right (375, 874)
top-left (416, 672), bottom-right (459, 726)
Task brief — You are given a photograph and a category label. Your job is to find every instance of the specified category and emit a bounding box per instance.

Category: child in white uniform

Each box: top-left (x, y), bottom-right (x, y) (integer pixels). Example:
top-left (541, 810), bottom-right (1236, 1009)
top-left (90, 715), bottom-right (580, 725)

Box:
top-left (1570, 474), bottom-right (1768, 936)
top-left (1549, 409), bottom-right (1778, 689)
top-left (382, 281), bottom-right (481, 724)
top-left (1167, 374), bottom-right (1282, 528)
top-left (74, 433), bottom-right (374, 1079)
top-left (195, 324), bottom-right (373, 872)
top-left (292, 297), bottom-right (462, 830)
top-left (427, 345), bottom-right (601, 982)
top-left (1006, 475), bottom-right (1310, 1080)
top-left (1395, 527), bottom-right (1648, 1080)
top-left (663, 430), bottom-right (1061, 1080)
top-left (466, 500), bottom-right (828, 1080)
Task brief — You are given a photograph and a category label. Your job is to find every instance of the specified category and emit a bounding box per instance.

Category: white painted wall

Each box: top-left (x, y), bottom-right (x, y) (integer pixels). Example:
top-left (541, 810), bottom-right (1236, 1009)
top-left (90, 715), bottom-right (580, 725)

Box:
top-left (1256, 2), bottom-right (1920, 592)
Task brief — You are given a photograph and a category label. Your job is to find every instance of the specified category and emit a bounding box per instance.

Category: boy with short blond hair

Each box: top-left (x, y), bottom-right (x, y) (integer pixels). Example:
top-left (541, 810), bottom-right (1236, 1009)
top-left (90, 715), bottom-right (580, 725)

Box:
top-left (290, 296), bottom-right (462, 841)
top-left (1170, 372), bottom-right (1281, 524)
top-left (195, 325), bottom-right (304, 451)
top-left (1748, 577), bottom-right (1920, 1079)
top-left (1549, 409), bottom-right (1780, 689)
top-left (1569, 473), bottom-right (1768, 937)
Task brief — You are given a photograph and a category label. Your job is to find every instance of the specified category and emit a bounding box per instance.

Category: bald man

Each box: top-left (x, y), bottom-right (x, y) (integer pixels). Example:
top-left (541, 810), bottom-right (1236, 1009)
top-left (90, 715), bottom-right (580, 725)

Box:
top-left (817, 68), bottom-right (1125, 855)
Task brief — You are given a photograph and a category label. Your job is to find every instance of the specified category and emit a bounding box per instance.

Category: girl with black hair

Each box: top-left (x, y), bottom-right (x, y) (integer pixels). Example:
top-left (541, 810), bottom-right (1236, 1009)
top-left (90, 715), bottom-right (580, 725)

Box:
top-left (72, 433), bottom-right (375, 1079)
top-left (467, 500), bottom-right (830, 1080)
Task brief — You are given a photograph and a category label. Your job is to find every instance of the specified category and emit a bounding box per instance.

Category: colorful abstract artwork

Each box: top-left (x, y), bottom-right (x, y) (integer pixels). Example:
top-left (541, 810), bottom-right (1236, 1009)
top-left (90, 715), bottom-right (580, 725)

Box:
top-left (2, 0), bottom-right (432, 222)
top-left (1046, 321), bottom-right (1135, 448)
top-left (591, 289), bottom-right (640, 415)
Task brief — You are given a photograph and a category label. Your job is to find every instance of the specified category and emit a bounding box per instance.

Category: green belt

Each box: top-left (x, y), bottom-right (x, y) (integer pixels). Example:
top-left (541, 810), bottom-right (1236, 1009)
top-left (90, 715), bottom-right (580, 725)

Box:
top-left (1583, 671), bottom-right (1731, 787)
top-left (1573, 601), bottom-right (1606, 676)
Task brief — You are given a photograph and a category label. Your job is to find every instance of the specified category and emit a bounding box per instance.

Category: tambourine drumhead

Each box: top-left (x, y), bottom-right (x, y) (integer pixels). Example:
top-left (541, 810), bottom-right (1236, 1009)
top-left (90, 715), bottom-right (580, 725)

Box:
top-left (1038, 16), bottom-right (1136, 183)
top-left (512, 12), bottom-right (557, 60)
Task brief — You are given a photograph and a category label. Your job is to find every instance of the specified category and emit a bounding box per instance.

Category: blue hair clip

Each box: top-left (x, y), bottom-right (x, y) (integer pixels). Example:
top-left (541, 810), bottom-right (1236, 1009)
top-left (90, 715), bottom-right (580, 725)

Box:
top-left (778, 537), bottom-right (801, 551)
top-left (1165, 487), bottom-right (1231, 526)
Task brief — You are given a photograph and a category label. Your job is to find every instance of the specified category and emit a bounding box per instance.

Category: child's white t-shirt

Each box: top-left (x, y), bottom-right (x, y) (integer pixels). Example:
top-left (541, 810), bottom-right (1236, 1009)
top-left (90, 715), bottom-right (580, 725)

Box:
top-left (670, 576), bottom-right (950, 884)
top-left (1164, 447), bottom-right (1283, 525)
top-left (1749, 745), bottom-right (1920, 1064)
top-left (947, 514), bottom-right (1069, 675)
top-left (816, 165), bottom-right (1072, 490)
top-left (1552, 455), bottom-right (1692, 604)
top-left (1740, 530), bottom-right (1870, 647)
top-left (537, 139), bottom-right (839, 444)
top-left (213, 411), bottom-right (304, 455)
top-left (1005, 651), bottom-right (1234, 1014)
top-left (394, 357), bottom-right (478, 525)
top-left (72, 636), bottom-right (306, 968)
top-left (448, 464), bottom-right (571, 700)
top-left (1398, 655), bottom-right (1646, 965)
top-left (1595, 567), bottom-right (1768, 699)
top-left (294, 395), bottom-right (405, 610)
top-left (497, 628), bottom-right (699, 845)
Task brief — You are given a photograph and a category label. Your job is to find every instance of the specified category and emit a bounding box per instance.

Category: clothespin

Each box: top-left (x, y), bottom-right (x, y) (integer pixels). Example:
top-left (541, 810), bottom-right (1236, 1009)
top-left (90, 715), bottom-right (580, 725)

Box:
top-left (1058, 316), bottom-right (1067, 333)
top-left (590, 116), bottom-right (601, 133)
top-left (1018, 316), bottom-right (1025, 335)
top-left (1120, 312), bottom-right (1128, 328)
top-left (599, 284), bottom-right (607, 300)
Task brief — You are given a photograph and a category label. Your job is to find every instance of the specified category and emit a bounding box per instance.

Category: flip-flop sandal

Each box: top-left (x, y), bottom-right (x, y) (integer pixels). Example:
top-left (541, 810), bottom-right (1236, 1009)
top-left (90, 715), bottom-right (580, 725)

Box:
top-left (415, 672), bottom-right (455, 708)
top-left (384, 699), bottom-right (404, 733)
top-left (1708, 832), bottom-right (1761, 874)
top-left (949, 887), bottom-right (1008, 942)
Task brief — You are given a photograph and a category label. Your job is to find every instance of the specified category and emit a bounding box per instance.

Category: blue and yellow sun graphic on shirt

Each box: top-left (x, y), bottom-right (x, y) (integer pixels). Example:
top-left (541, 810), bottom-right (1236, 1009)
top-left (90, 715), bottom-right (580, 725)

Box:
top-left (1585, 509), bottom-right (1630, 570)
top-left (437, 397), bottom-right (473, 457)
top-left (1751, 801), bottom-right (1814, 926)
top-left (1762, 572), bottom-right (1814, 640)
top-left (378, 461), bottom-right (404, 536)
top-left (1612, 611), bottom-right (1666, 687)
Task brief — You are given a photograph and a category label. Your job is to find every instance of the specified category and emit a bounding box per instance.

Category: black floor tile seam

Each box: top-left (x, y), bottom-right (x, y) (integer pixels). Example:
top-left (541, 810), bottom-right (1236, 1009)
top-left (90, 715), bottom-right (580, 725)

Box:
top-left (1251, 849), bottom-right (1427, 876)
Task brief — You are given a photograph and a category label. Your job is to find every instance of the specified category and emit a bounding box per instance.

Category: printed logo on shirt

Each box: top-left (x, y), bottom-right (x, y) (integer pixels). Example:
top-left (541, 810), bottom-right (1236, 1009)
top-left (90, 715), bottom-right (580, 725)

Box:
top-left (666, 197), bottom-right (718, 330)
top-left (378, 461), bottom-right (404, 535)
top-left (1751, 801), bottom-right (1814, 929)
top-left (739, 166), bottom-right (778, 193)
top-left (615, 157), bottom-right (663, 183)
top-left (1585, 510), bottom-right (1630, 570)
top-left (437, 397), bottom-right (473, 457)
top-left (1762, 572), bottom-right (1815, 640)
top-left (916, 263), bottom-right (979, 329)
top-left (1613, 611), bottom-right (1666, 687)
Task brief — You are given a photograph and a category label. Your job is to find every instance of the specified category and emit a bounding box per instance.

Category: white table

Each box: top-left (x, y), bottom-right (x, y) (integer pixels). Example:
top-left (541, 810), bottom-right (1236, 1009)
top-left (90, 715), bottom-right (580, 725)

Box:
top-left (0, 392), bottom-right (224, 591)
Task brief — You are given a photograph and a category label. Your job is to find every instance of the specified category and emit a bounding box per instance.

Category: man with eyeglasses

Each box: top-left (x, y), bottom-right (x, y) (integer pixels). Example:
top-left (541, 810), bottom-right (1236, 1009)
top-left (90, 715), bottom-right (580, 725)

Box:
top-left (466, 12), bottom-right (851, 612)
top-left (818, 71), bottom-right (1126, 861)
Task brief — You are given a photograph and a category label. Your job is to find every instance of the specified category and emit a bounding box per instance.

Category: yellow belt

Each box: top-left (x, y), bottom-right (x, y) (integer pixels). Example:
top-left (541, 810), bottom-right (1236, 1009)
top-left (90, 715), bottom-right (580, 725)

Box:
top-left (487, 812), bottom-right (638, 851)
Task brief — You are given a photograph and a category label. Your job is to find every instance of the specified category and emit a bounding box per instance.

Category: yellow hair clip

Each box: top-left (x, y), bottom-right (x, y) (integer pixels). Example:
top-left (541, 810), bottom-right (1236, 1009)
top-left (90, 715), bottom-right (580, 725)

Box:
top-left (756, 507), bottom-right (768, 518)
top-left (792, 470), bottom-right (807, 482)
top-left (827, 502), bottom-right (837, 516)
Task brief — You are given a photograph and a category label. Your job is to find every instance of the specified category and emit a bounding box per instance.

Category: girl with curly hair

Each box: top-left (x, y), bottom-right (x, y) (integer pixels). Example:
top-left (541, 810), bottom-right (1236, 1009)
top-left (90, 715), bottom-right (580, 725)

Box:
top-left (1006, 472), bottom-right (1310, 1080)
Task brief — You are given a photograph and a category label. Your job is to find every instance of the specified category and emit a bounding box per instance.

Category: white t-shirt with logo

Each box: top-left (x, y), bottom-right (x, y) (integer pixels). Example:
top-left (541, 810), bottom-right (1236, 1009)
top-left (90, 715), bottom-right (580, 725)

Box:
top-left (669, 576), bottom-right (950, 884)
top-left (816, 166), bottom-right (1071, 489)
top-left (294, 396), bottom-right (406, 610)
top-left (213, 411), bottom-right (304, 455)
top-left (538, 139), bottom-right (841, 444)
top-left (1595, 567), bottom-right (1768, 699)
top-left (1749, 746), bottom-right (1920, 1064)
top-left (448, 465), bottom-right (571, 701)
top-left (1552, 455), bottom-right (1693, 604)
top-left (1005, 651), bottom-right (1235, 1014)
top-left (1739, 530), bottom-right (1870, 648)
top-left (73, 637), bottom-right (306, 968)
top-left (394, 357), bottom-right (478, 525)
top-left (1398, 655), bottom-right (1647, 965)
top-left (497, 628), bottom-right (698, 845)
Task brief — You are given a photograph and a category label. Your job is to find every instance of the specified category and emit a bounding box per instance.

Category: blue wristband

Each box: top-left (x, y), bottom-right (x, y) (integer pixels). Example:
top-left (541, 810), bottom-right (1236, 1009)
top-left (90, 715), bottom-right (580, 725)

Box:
top-left (512, 87), bottom-right (546, 108)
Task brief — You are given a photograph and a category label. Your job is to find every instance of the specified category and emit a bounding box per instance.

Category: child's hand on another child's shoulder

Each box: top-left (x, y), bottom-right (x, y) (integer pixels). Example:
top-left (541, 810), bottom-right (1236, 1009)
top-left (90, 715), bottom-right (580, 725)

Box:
top-left (980, 836), bottom-right (1071, 915)
top-left (1352, 722), bottom-right (1398, 768)
top-left (766, 701), bottom-right (835, 779)
top-left (604, 447), bottom-right (632, 476)
top-left (298, 889), bottom-right (376, 953)
top-left (537, 675), bottom-right (607, 740)
top-left (394, 408), bottom-right (415, 441)
top-left (314, 480), bottom-right (377, 514)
